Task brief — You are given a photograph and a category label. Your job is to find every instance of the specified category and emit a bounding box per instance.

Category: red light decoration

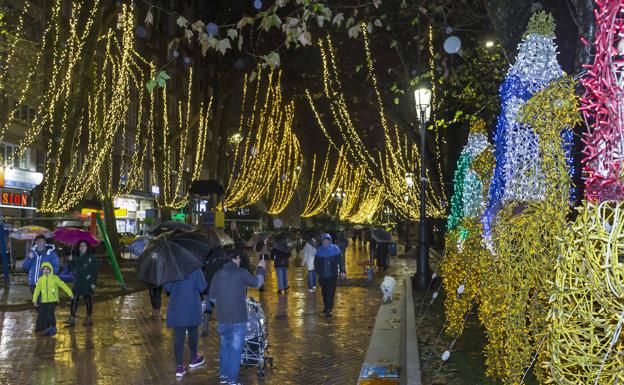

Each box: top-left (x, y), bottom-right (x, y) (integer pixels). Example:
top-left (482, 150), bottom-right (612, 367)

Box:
top-left (580, 0), bottom-right (624, 201)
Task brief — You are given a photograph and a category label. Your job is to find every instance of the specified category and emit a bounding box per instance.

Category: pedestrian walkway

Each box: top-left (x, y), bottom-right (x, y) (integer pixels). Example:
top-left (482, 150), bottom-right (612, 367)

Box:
top-left (0, 243), bottom-right (410, 385)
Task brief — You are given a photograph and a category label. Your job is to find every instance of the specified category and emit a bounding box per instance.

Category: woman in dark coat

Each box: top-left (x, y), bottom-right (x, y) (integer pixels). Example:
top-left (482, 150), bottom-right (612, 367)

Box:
top-left (163, 268), bottom-right (208, 377)
top-left (64, 240), bottom-right (97, 326)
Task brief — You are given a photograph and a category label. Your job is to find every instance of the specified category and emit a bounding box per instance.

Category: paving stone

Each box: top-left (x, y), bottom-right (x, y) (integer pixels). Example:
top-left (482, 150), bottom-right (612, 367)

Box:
top-left (0, 243), bottom-right (395, 385)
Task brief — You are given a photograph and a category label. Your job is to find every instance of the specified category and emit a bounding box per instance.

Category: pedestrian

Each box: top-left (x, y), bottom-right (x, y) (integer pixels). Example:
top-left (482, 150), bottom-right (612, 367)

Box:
top-left (32, 261), bottom-right (73, 336)
top-left (375, 242), bottom-right (390, 271)
top-left (23, 235), bottom-right (60, 332)
top-left (301, 238), bottom-right (317, 292)
top-left (64, 240), bottom-right (97, 326)
top-left (148, 284), bottom-right (163, 320)
top-left (163, 268), bottom-right (208, 378)
top-left (272, 247), bottom-right (290, 294)
top-left (335, 234), bottom-right (349, 256)
top-left (23, 235), bottom-right (60, 293)
top-left (256, 240), bottom-right (270, 292)
top-left (209, 249), bottom-right (266, 385)
top-left (314, 233), bottom-right (346, 317)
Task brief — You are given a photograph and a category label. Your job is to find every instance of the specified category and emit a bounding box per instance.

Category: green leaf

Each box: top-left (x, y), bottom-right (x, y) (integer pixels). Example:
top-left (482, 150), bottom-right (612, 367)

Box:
top-left (158, 71), bottom-right (170, 80)
top-left (263, 51), bottom-right (280, 69)
top-left (157, 78), bottom-right (166, 88)
top-left (227, 28), bottom-right (238, 39)
top-left (217, 38), bottom-right (232, 55)
top-left (176, 15), bottom-right (189, 28)
top-left (146, 79), bottom-right (157, 93)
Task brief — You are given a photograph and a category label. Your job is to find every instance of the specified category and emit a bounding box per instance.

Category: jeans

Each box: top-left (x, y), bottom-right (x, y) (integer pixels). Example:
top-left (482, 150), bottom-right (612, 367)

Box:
top-left (173, 326), bottom-right (199, 367)
top-left (217, 322), bottom-right (247, 382)
top-left (307, 270), bottom-right (316, 290)
top-left (319, 277), bottom-right (337, 312)
top-left (37, 302), bottom-right (56, 331)
top-left (276, 267), bottom-right (288, 290)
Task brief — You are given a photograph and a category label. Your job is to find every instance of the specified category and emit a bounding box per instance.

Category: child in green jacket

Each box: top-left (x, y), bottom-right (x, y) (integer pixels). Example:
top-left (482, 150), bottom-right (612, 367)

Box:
top-left (33, 261), bottom-right (73, 336)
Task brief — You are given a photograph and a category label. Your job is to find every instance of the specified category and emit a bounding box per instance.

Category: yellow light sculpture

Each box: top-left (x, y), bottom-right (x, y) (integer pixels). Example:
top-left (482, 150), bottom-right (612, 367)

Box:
top-left (546, 202), bottom-right (624, 385)
top-left (481, 77), bottom-right (580, 383)
top-left (440, 119), bottom-right (494, 338)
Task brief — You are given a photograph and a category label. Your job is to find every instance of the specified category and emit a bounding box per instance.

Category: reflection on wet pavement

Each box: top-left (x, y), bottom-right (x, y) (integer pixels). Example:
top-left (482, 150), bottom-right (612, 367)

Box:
top-left (0, 242), bottom-right (394, 385)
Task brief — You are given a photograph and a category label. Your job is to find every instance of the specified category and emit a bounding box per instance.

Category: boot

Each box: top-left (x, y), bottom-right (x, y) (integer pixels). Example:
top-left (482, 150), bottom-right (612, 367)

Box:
top-left (82, 316), bottom-right (93, 326)
top-left (63, 316), bottom-right (75, 327)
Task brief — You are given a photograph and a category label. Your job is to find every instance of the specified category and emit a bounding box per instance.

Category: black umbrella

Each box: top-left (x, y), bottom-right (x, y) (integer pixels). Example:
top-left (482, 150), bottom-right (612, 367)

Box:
top-left (194, 227), bottom-right (235, 247)
top-left (137, 231), bottom-right (213, 286)
top-left (270, 231), bottom-right (297, 253)
top-left (372, 228), bottom-right (392, 243)
top-left (189, 179), bottom-right (225, 196)
top-left (150, 221), bottom-right (193, 236)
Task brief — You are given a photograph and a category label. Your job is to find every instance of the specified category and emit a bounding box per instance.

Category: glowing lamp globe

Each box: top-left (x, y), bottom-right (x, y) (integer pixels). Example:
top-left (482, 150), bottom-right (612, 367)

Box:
top-left (414, 87), bottom-right (432, 121)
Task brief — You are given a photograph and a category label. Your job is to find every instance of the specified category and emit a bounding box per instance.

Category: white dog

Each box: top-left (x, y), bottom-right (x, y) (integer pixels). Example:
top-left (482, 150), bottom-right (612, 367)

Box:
top-left (380, 276), bottom-right (397, 303)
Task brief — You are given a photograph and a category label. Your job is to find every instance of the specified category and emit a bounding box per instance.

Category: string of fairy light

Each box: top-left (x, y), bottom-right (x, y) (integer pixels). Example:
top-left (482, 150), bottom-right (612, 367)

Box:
top-left (225, 70), bottom-right (302, 213)
top-left (7, 0), bottom-right (445, 222)
top-left (8, 0), bottom-right (210, 213)
top-left (149, 67), bottom-right (212, 209)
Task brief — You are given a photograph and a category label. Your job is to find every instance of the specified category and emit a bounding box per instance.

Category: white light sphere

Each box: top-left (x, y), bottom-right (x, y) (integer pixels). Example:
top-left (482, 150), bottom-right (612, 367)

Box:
top-left (443, 36), bottom-right (461, 54)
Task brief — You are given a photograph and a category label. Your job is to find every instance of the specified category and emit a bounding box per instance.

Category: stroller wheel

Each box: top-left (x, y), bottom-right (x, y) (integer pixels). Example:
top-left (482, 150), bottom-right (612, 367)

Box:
top-left (257, 365), bottom-right (265, 377)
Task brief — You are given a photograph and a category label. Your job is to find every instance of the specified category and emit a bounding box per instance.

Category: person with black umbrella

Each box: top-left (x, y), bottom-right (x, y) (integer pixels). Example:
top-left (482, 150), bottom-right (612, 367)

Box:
top-left (135, 231), bottom-right (212, 378)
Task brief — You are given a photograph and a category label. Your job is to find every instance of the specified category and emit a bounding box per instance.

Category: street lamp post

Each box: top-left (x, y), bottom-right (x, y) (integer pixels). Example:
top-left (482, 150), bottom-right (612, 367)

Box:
top-left (413, 87), bottom-right (432, 290)
top-left (404, 173), bottom-right (414, 252)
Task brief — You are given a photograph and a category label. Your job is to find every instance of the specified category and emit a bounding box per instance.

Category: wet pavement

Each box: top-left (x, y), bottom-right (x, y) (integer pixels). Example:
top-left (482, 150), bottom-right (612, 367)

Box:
top-left (0, 243), bottom-right (412, 385)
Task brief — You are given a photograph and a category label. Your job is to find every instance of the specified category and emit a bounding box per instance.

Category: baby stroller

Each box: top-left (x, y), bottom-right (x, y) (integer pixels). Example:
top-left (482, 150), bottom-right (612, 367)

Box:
top-left (241, 297), bottom-right (273, 376)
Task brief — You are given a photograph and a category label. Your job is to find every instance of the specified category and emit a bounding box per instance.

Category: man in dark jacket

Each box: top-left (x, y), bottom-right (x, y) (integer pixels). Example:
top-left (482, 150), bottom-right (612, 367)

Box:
top-left (23, 235), bottom-right (59, 293)
top-left (314, 233), bottom-right (346, 317)
top-left (23, 235), bottom-right (59, 332)
top-left (209, 249), bottom-right (266, 385)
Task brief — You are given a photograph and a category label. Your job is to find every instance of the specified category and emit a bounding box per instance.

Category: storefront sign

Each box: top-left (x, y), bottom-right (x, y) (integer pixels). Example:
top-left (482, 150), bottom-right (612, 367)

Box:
top-left (0, 189), bottom-right (30, 207)
top-left (81, 208), bottom-right (128, 217)
top-left (114, 197), bottom-right (138, 212)
top-left (0, 168), bottom-right (44, 190)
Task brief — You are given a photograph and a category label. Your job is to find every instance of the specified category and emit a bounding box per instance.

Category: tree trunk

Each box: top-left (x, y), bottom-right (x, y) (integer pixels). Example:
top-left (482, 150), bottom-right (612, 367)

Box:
top-left (573, 0), bottom-right (596, 75)
top-left (160, 207), bottom-right (172, 221)
top-left (102, 196), bottom-right (120, 258)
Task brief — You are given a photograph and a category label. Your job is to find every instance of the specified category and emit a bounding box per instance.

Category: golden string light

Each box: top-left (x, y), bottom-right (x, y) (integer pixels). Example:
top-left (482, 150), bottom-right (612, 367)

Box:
top-left (226, 70), bottom-right (301, 211)
top-left (31, 3), bottom-right (150, 212)
top-left (429, 24), bottom-right (447, 204)
top-left (149, 66), bottom-right (212, 210)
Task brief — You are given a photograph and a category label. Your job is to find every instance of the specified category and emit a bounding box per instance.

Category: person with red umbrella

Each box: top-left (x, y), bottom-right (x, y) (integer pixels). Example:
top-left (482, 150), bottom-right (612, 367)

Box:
top-left (63, 240), bottom-right (97, 326)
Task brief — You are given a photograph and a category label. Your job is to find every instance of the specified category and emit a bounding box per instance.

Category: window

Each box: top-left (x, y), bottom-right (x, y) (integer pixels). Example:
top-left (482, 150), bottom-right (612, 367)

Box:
top-left (0, 142), bottom-right (31, 170)
top-left (11, 100), bottom-right (35, 123)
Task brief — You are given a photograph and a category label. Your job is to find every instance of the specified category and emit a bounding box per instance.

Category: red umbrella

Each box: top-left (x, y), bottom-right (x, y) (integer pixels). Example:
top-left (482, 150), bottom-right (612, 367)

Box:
top-left (52, 227), bottom-right (100, 246)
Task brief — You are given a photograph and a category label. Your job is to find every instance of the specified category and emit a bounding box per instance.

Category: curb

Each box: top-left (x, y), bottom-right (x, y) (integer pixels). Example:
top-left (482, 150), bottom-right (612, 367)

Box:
top-left (401, 277), bottom-right (422, 385)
